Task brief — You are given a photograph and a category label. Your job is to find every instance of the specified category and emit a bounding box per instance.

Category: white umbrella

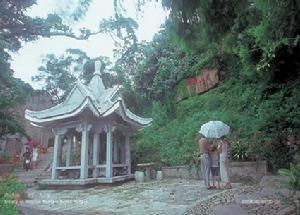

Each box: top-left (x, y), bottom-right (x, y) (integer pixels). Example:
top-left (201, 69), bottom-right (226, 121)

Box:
top-left (199, 121), bottom-right (230, 138)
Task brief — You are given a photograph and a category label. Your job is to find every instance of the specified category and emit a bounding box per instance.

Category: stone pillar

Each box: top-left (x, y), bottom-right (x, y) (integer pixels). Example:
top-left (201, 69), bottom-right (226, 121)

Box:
top-left (105, 125), bottom-right (113, 178)
top-left (51, 134), bottom-right (61, 180)
top-left (125, 135), bottom-right (131, 175)
top-left (80, 123), bottom-right (89, 179)
top-left (51, 128), bottom-right (67, 180)
top-left (121, 138), bottom-right (126, 164)
top-left (66, 135), bottom-right (73, 167)
top-left (113, 140), bottom-right (118, 164)
top-left (92, 132), bottom-right (100, 178)
top-left (57, 138), bottom-right (62, 165)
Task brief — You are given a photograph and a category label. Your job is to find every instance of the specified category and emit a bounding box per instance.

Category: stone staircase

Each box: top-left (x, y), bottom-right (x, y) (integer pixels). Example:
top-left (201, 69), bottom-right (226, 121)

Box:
top-left (15, 147), bottom-right (53, 187)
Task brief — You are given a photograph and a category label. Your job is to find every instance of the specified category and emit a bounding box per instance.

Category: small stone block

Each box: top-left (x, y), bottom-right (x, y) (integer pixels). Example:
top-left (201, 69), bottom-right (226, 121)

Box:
top-left (156, 171), bottom-right (163, 180)
top-left (135, 171), bottom-right (144, 182)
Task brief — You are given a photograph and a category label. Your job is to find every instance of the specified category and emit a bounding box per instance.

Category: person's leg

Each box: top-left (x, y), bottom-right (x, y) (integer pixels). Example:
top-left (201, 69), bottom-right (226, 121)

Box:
top-left (220, 155), bottom-right (224, 183)
top-left (201, 156), bottom-right (207, 187)
top-left (211, 168), bottom-right (216, 188)
top-left (201, 155), bottom-right (210, 188)
top-left (204, 155), bottom-right (211, 188)
top-left (220, 157), bottom-right (231, 189)
top-left (216, 167), bottom-right (220, 188)
top-left (217, 176), bottom-right (220, 188)
top-left (212, 176), bottom-right (216, 188)
top-left (220, 154), bottom-right (229, 186)
top-left (224, 159), bottom-right (231, 189)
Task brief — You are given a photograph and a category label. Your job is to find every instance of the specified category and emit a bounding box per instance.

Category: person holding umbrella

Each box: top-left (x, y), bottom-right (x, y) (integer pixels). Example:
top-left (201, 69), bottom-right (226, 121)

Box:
top-left (199, 121), bottom-right (231, 189)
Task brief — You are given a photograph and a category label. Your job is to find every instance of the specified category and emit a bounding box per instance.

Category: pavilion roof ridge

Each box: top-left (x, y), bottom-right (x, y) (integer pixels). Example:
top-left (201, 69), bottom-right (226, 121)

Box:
top-left (25, 61), bottom-right (153, 128)
top-left (26, 97), bottom-right (96, 123)
top-left (76, 80), bottom-right (96, 101)
top-left (74, 79), bottom-right (123, 115)
top-left (61, 80), bottom-right (84, 106)
top-left (87, 69), bottom-right (106, 97)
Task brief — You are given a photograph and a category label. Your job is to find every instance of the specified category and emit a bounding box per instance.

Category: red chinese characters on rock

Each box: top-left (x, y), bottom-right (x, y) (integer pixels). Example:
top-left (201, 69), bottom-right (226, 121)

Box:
top-left (184, 69), bottom-right (219, 96)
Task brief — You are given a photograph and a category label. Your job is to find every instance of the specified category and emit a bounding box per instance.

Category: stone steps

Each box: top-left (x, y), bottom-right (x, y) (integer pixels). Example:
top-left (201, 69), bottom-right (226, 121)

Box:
top-left (16, 147), bottom-right (53, 187)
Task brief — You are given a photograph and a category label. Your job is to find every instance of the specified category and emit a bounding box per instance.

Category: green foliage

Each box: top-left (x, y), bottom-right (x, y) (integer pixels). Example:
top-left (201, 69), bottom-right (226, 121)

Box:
top-left (176, 80), bottom-right (193, 101)
top-left (133, 116), bottom-right (200, 166)
top-left (33, 52), bottom-right (77, 103)
top-left (132, 32), bottom-right (189, 104)
top-left (0, 77), bottom-right (32, 137)
top-left (132, 73), bottom-right (300, 169)
top-left (151, 102), bottom-right (168, 127)
top-left (100, 15), bottom-right (138, 57)
top-left (114, 31), bottom-right (194, 114)
top-left (114, 42), bottom-right (149, 89)
top-left (0, 175), bottom-right (26, 215)
top-left (231, 140), bottom-right (248, 161)
top-left (160, 0), bottom-right (300, 82)
top-left (292, 152), bottom-right (300, 165)
top-left (279, 163), bottom-right (300, 191)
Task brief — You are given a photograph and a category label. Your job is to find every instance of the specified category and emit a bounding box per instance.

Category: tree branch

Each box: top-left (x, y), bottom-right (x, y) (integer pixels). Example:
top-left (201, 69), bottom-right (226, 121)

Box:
top-left (49, 30), bottom-right (102, 40)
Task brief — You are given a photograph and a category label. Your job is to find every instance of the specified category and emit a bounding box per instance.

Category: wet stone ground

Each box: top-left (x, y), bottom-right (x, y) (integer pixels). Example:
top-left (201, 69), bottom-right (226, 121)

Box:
top-left (18, 176), bottom-right (298, 215)
top-left (18, 179), bottom-right (225, 215)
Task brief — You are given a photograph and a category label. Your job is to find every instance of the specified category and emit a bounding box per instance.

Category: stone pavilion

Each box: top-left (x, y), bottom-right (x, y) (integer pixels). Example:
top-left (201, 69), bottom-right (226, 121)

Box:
top-left (25, 61), bottom-right (152, 185)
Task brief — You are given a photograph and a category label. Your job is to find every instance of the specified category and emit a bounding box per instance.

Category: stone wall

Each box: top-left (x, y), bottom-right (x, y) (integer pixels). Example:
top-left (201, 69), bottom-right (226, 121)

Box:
top-left (162, 165), bottom-right (202, 180)
top-left (229, 160), bottom-right (267, 182)
top-left (162, 161), bottom-right (267, 182)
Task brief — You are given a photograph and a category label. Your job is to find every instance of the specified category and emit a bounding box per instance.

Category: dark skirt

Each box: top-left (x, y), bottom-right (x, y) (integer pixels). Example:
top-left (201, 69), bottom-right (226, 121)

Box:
top-left (211, 167), bottom-right (219, 177)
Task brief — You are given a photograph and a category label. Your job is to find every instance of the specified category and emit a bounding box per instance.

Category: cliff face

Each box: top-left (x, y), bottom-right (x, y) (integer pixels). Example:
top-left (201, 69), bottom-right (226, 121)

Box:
top-left (0, 91), bottom-right (53, 159)
top-left (22, 91), bottom-right (53, 144)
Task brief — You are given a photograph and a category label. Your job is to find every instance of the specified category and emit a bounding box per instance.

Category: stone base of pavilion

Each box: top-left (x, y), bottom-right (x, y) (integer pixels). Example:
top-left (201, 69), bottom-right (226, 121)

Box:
top-left (39, 174), bottom-right (134, 188)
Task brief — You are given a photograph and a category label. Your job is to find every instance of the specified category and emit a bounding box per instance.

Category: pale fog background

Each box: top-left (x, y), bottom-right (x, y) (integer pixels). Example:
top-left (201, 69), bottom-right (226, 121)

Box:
top-left (11, 0), bottom-right (167, 89)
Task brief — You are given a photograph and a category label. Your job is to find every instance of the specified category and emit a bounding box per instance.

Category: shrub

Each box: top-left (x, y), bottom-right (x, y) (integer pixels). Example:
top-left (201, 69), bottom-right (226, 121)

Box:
top-left (0, 175), bottom-right (26, 215)
top-left (279, 163), bottom-right (300, 191)
top-left (231, 140), bottom-right (248, 161)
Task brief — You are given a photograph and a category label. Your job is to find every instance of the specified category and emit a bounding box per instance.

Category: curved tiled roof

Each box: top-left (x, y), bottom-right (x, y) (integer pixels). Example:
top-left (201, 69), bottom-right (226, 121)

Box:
top-left (25, 64), bottom-right (152, 128)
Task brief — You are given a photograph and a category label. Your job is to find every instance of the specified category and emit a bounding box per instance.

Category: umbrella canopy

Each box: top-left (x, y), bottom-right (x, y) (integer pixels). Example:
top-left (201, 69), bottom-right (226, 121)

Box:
top-left (199, 121), bottom-right (230, 138)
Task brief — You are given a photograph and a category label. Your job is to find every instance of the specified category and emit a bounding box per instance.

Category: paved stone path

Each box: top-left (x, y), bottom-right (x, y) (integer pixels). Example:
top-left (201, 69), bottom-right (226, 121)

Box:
top-left (17, 176), bottom-right (299, 215)
top-left (18, 179), bottom-right (226, 215)
top-left (185, 176), bottom-right (299, 215)
top-left (15, 161), bottom-right (299, 215)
